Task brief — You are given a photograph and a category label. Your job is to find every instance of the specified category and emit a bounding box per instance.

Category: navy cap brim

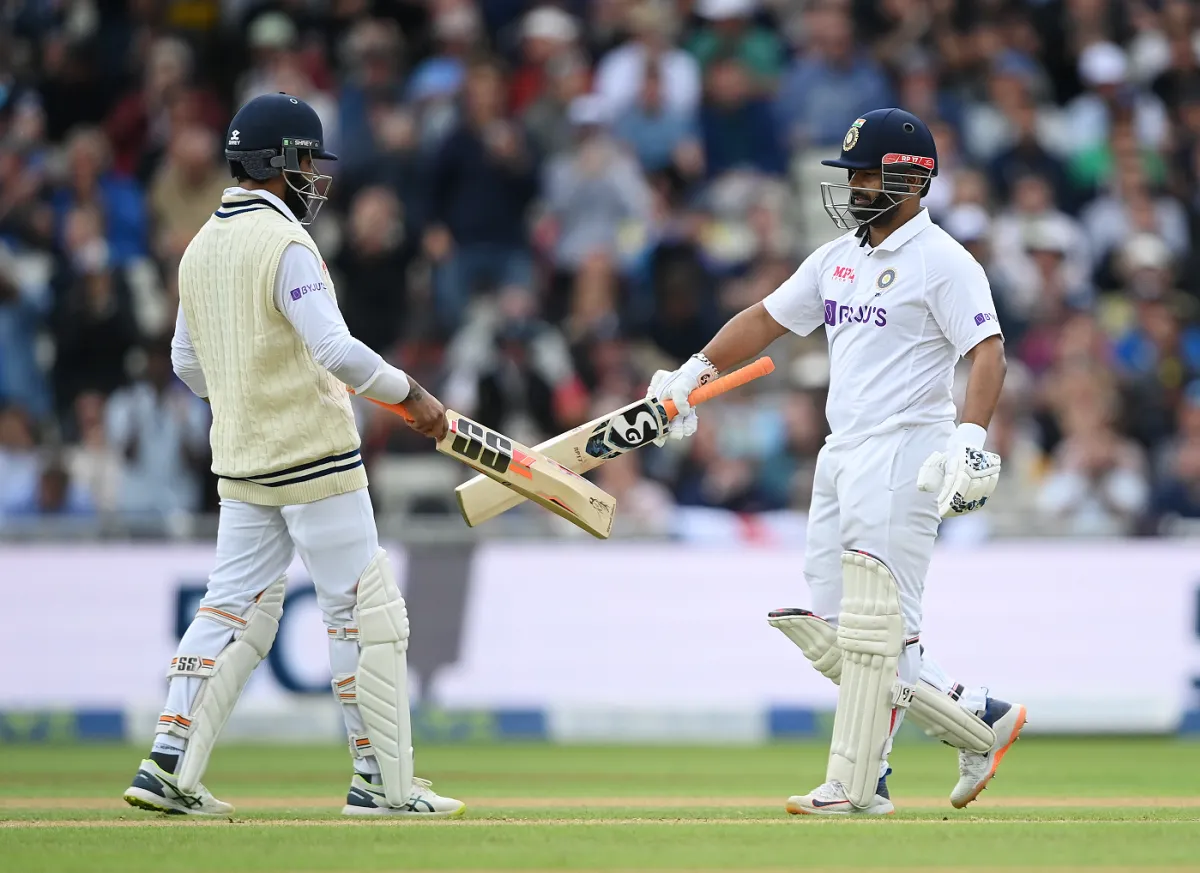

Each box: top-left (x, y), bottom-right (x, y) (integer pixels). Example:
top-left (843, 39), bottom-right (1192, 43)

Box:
top-left (821, 157), bottom-right (878, 170)
top-left (314, 149), bottom-right (338, 161)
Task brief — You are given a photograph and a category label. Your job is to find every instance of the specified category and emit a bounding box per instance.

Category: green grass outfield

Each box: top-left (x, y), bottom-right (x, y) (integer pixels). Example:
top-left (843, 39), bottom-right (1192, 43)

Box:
top-left (2, 739), bottom-right (1199, 872)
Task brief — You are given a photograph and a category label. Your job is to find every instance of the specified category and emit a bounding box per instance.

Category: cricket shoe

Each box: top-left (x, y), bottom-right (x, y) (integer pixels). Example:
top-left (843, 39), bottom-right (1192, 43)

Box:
top-left (786, 772), bottom-right (894, 816)
top-left (342, 773), bottom-right (466, 818)
top-left (122, 758), bottom-right (234, 816)
top-left (950, 698), bottom-right (1028, 809)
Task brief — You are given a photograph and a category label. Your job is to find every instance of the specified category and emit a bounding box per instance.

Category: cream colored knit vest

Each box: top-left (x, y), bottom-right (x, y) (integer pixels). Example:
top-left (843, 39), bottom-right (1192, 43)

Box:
top-left (179, 193), bottom-right (367, 505)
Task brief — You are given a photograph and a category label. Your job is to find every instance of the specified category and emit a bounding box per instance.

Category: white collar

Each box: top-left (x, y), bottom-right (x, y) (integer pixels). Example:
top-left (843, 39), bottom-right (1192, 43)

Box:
top-left (868, 208), bottom-right (932, 253)
top-left (222, 186), bottom-right (299, 223)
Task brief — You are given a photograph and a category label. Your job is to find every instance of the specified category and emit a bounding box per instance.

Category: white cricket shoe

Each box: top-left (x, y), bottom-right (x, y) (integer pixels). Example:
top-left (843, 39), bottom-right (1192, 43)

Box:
top-left (342, 773), bottom-right (466, 818)
top-left (950, 698), bottom-right (1028, 808)
top-left (786, 776), bottom-right (894, 816)
top-left (123, 758), bottom-right (234, 816)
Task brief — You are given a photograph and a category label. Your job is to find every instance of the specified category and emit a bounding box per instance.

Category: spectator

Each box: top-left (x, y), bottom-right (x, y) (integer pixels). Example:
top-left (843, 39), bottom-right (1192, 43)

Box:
top-left (988, 99), bottom-right (1072, 211)
top-left (700, 56), bottom-right (786, 178)
top-left (105, 36), bottom-right (224, 182)
top-left (523, 48), bottom-right (592, 159)
top-left (991, 175), bottom-right (1092, 325)
top-left (147, 125), bottom-right (229, 263)
top-left (336, 19), bottom-right (409, 172)
top-left (442, 286), bottom-right (589, 447)
top-left (593, 451), bottom-right (676, 537)
top-left (613, 58), bottom-right (703, 176)
top-left (1080, 160), bottom-right (1190, 279)
top-left (50, 205), bottom-right (141, 414)
top-left (541, 95), bottom-right (653, 331)
top-left (334, 187), bottom-right (416, 353)
top-left (0, 457), bottom-right (94, 522)
top-left (51, 127), bottom-right (147, 267)
top-left (774, 6), bottom-right (893, 148)
top-left (1150, 380), bottom-right (1200, 529)
top-left (407, 3), bottom-right (485, 115)
top-left (423, 54), bottom-right (538, 335)
top-left (1062, 41), bottom-right (1169, 156)
top-left (510, 6), bottom-right (582, 116)
top-left (1037, 369), bottom-right (1150, 536)
top-left (65, 392), bottom-right (122, 514)
top-left (594, 1), bottom-right (701, 118)
top-left (105, 339), bottom-right (210, 518)
top-left (0, 405), bottom-right (39, 513)
top-left (687, 0), bottom-right (784, 93)
top-left (0, 242), bottom-right (52, 420)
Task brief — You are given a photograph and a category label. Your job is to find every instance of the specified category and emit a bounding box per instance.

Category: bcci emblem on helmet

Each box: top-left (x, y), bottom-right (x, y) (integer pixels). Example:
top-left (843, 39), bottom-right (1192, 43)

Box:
top-left (842, 117), bottom-right (867, 151)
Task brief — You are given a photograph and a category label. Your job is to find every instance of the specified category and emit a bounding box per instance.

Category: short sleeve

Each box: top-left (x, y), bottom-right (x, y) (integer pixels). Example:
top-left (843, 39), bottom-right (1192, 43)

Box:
top-left (762, 252), bottom-right (825, 337)
top-left (926, 251), bottom-right (1003, 357)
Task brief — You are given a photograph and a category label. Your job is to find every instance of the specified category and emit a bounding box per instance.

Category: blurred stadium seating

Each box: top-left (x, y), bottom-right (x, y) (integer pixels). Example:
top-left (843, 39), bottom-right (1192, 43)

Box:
top-left (2, 0), bottom-right (1200, 543)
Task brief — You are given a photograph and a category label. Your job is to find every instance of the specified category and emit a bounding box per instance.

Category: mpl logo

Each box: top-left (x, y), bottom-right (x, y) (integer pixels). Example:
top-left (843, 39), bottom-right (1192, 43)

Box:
top-left (824, 298), bottom-right (887, 328)
top-left (831, 265), bottom-right (856, 282)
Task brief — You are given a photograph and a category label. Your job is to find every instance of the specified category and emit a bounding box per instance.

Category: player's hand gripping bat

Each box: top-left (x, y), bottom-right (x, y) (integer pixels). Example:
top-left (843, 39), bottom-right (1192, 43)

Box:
top-left (351, 393), bottom-right (616, 539)
top-left (455, 357), bottom-right (774, 527)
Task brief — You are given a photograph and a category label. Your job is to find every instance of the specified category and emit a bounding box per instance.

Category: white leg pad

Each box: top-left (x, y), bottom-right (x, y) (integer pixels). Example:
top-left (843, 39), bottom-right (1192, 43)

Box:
top-left (768, 609), bottom-right (995, 754)
top-left (351, 549), bottom-right (414, 808)
top-left (827, 552), bottom-right (907, 808)
top-left (169, 576), bottom-right (286, 794)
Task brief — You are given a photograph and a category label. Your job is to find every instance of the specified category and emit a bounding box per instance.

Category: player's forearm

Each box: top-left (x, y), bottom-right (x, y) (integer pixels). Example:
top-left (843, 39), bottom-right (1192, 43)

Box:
top-left (701, 302), bottom-right (788, 373)
top-left (960, 336), bottom-right (1006, 431)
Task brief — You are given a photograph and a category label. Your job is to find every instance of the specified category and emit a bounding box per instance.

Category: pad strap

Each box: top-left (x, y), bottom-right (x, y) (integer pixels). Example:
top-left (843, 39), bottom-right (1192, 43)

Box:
top-left (768, 608), bottom-right (995, 754)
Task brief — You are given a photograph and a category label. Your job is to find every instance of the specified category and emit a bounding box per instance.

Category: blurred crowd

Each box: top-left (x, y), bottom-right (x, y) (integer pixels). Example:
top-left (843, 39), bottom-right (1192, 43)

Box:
top-left (1, 0), bottom-right (1200, 539)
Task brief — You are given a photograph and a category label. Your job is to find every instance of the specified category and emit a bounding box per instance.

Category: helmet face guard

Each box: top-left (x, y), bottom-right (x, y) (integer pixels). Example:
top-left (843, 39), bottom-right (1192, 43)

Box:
top-left (225, 140), bottom-right (333, 225)
top-left (820, 153), bottom-right (935, 230)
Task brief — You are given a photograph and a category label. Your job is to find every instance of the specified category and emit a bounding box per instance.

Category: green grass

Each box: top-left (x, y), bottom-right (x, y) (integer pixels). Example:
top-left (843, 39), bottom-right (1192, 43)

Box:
top-left (2, 739), bottom-right (1199, 872)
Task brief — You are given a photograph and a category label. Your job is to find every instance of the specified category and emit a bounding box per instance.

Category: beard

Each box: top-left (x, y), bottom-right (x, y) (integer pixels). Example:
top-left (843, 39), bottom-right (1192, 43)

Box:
top-left (848, 189), bottom-right (892, 222)
top-left (283, 183), bottom-right (310, 222)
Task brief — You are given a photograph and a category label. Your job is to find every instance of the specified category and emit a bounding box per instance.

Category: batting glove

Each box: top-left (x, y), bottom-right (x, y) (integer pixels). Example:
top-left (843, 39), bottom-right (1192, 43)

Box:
top-left (646, 354), bottom-right (719, 447)
top-left (917, 423), bottom-right (1002, 518)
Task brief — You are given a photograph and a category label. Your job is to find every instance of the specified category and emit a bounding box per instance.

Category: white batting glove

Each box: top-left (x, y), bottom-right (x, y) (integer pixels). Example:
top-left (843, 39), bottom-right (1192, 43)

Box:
top-left (917, 423), bottom-right (1002, 518)
top-left (646, 354), bottom-right (719, 447)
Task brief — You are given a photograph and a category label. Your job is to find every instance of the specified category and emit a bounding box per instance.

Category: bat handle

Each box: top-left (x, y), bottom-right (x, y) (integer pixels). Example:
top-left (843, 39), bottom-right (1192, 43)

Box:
top-left (349, 388), bottom-right (415, 423)
top-left (661, 356), bottom-right (775, 421)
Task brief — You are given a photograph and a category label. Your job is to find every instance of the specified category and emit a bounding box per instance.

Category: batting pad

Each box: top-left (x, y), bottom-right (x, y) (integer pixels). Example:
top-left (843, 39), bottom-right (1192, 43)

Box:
top-left (827, 552), bottom-right (908, 808)
top-left (768, 610), bottom-right (995, 754)
top-left (351, 549), bottom-right (414, 808)
top-left (168, 576), bottom-right (287, 794)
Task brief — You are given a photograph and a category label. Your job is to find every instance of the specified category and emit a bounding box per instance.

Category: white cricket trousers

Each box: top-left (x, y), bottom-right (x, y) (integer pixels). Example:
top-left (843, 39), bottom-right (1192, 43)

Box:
top-left (156, 488), bottom-right (384, 772)
top-left (804, 422), bottom-right (989, 764)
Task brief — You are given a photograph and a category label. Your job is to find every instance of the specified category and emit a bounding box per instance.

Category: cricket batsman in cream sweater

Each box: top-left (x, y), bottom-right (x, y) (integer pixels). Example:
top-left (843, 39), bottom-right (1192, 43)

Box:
top-left (122, 93), bottom-right (464, 818)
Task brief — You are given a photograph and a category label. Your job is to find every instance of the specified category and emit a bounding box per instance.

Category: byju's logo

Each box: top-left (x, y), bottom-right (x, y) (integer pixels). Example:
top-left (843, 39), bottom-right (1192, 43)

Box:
top-left (825, 298), bottom-right (887, 327)
top-left (974, 312), bottom-right (996, 326)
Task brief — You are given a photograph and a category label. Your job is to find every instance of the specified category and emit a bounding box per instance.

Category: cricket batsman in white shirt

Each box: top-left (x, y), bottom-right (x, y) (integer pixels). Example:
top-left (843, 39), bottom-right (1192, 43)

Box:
top-left (649, 109), bottom-right (1026, 815)
top-left (122, 93), bottom-right (464, 818)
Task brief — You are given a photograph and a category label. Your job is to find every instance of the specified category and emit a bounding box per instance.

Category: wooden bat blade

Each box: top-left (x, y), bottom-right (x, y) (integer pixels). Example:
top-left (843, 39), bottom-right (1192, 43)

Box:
top-left (455, 357), bottom-right (775, 527)
top-left (438, 412), bottom-right (614, 539)
top-left (352, 388), bottom-right (615, 538)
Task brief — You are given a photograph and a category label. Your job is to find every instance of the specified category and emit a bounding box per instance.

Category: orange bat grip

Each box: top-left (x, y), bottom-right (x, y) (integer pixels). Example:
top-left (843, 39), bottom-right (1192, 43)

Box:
top-left (661, 356), bottom-right (775, 419)
top-left (347, 388), bottom-right (415, 422)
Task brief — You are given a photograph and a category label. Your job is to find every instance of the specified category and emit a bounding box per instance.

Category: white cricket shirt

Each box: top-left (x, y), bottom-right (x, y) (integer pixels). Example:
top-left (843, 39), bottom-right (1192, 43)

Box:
top-left (764, 209), bottom-right (1002, 447)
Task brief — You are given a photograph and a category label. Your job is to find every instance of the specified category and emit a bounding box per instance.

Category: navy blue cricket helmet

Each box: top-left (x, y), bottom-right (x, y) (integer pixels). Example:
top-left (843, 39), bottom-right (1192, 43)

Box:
top-left (820, 108), bottom-right (938, 230)
top-left (224, 93), bottom-right (337, 224)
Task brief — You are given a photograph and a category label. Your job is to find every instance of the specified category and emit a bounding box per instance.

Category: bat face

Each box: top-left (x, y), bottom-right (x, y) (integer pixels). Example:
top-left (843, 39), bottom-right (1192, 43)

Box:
top-left (441, 412), bottom-right (615, 538)
top-left (584, 399), bottom-right (670, 461)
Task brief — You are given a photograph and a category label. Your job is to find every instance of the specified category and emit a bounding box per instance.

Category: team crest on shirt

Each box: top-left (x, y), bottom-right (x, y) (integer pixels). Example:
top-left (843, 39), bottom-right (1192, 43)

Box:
top-left (875, 268), bottom-right (897, 292)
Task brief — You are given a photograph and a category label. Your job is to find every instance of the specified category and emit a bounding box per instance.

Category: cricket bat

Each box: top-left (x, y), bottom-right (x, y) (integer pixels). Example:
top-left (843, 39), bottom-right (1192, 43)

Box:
top-left (455, 357), bottom-right (775, 528)
top-left (354, 395), bottom-right (616, 539)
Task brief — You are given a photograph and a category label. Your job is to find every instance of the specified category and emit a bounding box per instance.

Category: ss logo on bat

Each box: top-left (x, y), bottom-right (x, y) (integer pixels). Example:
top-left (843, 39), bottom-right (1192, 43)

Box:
top-left (451, 418), bottom-right (513, 474)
